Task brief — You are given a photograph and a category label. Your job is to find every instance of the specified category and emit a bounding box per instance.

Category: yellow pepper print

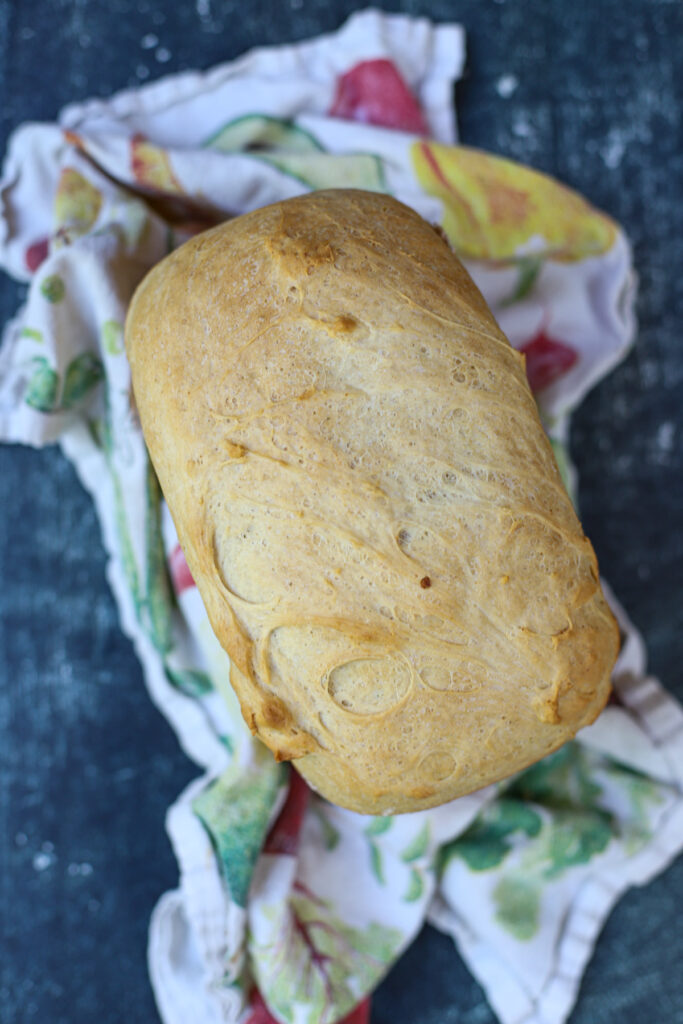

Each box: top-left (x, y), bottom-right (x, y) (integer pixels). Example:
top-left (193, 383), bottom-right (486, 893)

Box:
top-left (130, 135), bottom-right (184, 194)
top-left (54, 168), bottom-right (103, 239)
top-left (411, 142), bottom-right (617, 262)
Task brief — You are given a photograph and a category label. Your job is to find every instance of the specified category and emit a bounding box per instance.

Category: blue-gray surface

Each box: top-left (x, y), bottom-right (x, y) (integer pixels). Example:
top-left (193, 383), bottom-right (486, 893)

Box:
top-left (0, 2), bottom-right (681, 1022)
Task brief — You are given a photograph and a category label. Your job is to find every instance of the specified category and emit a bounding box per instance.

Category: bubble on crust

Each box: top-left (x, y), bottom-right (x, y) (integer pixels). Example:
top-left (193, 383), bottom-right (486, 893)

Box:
top-left (212, 525), bottom-right (273, 604)
top-left (419, 660), bottom-right (482, 693)
top-left (492, 517), bottom-right (597, 634)
top-left (327, 656), bottom-right (411, 715)
top-left (418, 750), bottom-right (457, 781)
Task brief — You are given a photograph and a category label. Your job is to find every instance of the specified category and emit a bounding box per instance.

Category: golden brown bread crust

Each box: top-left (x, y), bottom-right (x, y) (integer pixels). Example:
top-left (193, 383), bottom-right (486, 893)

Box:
top-left (125, 189), bottom-right (618, 814)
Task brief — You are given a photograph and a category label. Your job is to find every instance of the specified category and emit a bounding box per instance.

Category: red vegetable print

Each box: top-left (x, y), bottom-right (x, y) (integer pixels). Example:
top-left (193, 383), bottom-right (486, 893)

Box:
top-left (519, 332), bottom-right (578, 392)
top-left (263, 768), bottom-right (310, 857)
top-left (168, 543), bottom-right (195, 594)
top-left (329, 59), bottom-right (429, 135)
top-left (25, 238), bottom-right (49, 272)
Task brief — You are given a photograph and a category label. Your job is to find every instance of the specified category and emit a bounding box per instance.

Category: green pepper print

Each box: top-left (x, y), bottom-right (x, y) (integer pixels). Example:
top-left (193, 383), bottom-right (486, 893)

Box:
top-left (23, 353), bottom-right (104, 414)
top-left (40, 274), bottom-right (66, 303)
top-left (24, 357), bottom-right (59, 412)
top-left (101, 319), bottom-right (124, 356)
top-left (61, 353), bottom-right (105, 409)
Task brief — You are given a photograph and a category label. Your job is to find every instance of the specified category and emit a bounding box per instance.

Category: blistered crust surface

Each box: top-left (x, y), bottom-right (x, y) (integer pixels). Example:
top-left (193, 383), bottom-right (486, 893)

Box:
top-left (126, 189), bottom-right (617, 814)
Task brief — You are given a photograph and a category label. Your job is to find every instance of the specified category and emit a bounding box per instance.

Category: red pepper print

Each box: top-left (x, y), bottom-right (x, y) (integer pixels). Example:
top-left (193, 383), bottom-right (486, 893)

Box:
top-left (263, 768), bottom-right (310, 857)
top-left (25, 237), bottom-right (50, 272)
top-left (519, 332), bottom-right (578, 393)
top-left (244, 989), bottom-right (275, 1024)
top-left (168, 543), bottom-right (195, 595)
top-left (342, 998), bottom-right (371, 1024)
top-left (329, 59), bottom-right (429, 135)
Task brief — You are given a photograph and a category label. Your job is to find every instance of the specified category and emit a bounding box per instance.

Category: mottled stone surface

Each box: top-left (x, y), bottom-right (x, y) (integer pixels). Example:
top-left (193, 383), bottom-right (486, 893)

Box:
top-left (0, 2), bottom-right (681, 1023)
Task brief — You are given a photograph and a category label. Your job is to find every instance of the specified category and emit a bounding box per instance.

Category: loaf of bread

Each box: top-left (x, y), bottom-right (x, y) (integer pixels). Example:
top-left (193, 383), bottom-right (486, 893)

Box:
top-left (126, 189), bottom-right (618, 814)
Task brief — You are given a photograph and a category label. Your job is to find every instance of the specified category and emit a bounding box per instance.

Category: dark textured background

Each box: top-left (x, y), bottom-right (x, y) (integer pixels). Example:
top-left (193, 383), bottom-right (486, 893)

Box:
top-left (0, 2), bottom-right (681, 1022)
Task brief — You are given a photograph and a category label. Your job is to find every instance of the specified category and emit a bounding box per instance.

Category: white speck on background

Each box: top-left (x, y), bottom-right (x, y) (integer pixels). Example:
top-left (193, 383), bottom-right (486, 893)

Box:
top-left (136, 65), bottom-right (150, 80)
top-left (614, 453), bottom-right (634, 476)
top-left (58, 661), bottom-right (73, 684)
top-left (32, 852), bottom-right (52, 872)
top-left (512, 113), bottom-right (533, 139)
top-left (197, 0), bottom-right (211, 17)
top-left (15, 832), bottom-right (27, 847)
top-left (155, 47), bottom-right (172, 63)
top-left (41, 841), bottom-right (54, 854)
top-left (141, 33), bottom-right (158, 49)
top-left (601, 130), bottom-right (627, 169)
top-left (68, 862), bottom-right (94, 877)
top-left (641, 360), bottom-right (660, 387)
top-left (19, 27), bottom-right (35, 41)
top-left (496, 74), bottom-right (519, 98)
top-left (657, 421), bottom-right (674, 452)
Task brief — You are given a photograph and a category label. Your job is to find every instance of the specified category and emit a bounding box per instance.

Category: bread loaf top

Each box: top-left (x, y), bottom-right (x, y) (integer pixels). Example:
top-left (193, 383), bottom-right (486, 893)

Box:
top-left (126, 189), bottom-right (617, 814)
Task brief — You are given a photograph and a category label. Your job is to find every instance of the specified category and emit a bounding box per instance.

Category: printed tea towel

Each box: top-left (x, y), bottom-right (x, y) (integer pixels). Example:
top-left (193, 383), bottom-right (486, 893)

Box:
top-left (2, 11), bottom-right (683, 1024)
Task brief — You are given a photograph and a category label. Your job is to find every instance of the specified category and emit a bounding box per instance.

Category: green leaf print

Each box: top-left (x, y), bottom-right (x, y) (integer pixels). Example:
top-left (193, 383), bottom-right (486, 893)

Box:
top-left (436, 741), bottom-right (668, 944)
top-left (439, 798), bottom-right (542, 873)
top-left (193, 759), bottom-right (285, 908)
top-left (144, 461), bottom-right (174, 654)
top-left (543, 809), bottom-right (612, 879)
top-left (369, 842), bottom-right (384, 885)
top-left (400, 822), bottom-right (430, 863)
top-left (364, 818), bottom-right (391, 884)
top-left (164, 664), bottom-right (213, 699)
top-left (364, 817), bottom-right (393, 837)
top-left (254, 886), bottom-right (403, 1024)
top-left (40, 274), bottom-right (65, 303)
top-left (24, 357), bottom-right (59, 412)
top-left (61, 353), bottom-right (104, 409)
top-left (511, 743), bottom-right (602, 810)
top-left (101, 319), bottom-right (124, 356)
top-left (501, 256), bottom-right (542, 307)
top-left (617, 769), bottom-right (664, 849)
top-left (404, 868), bottom-right (424, 902)
top-left (19, 326), bottom-right (43, 343)
top-left (493, 876), bottom-right (540, 940)
top-left (112, 463), bottom-right (143, 613)
top-left (443, 835), bottom-right (509, 873)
